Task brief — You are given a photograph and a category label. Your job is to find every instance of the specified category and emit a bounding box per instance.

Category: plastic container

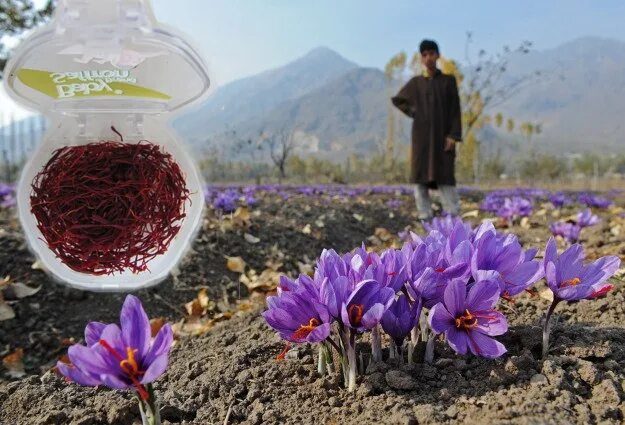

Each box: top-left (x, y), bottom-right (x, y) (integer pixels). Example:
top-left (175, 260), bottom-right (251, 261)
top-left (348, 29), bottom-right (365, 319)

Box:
top-left (3, 0), bottom-right (210, 291)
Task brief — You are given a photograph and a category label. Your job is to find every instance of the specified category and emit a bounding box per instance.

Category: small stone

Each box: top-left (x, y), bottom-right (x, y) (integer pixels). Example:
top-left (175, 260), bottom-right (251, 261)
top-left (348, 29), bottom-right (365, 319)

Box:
top-left (366, 372), bottom-right (388, 392)
top-left (434, 358), bottom-right (453, 368)
top-left (530, 374), bottom-right (549, 386)
top-left (385, 370), bottom-right (418, 391)
top-left (577, 360), bottom-right (599, 385)
top-left (439, 388), bottom-right (451, 401)
top-left (453, 359), bottom-right (467, 370)
top-left (327, 396), bottom-right (341, 407)
top-left (357, 382), bottom-right (374, 397)
top-left (446, 405), bottom-right (459, 418)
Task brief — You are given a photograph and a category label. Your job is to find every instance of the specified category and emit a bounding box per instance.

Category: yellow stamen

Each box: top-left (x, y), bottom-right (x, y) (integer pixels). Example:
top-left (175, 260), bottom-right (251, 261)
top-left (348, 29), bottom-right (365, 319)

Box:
top-left (560, 277), bottom-right (581, 287)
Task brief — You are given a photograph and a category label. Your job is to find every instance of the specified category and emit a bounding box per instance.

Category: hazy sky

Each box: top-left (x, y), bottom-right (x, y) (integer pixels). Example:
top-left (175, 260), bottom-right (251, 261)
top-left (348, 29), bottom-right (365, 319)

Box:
top-left (3, 0), bottom-right (625, 119)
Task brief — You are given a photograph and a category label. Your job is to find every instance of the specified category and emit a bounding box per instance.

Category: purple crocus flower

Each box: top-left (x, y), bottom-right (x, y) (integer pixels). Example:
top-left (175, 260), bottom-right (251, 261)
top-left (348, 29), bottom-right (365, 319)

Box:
top-left (422, 216), bottom-right (471, 238)
top-left (429, 279), bottom-right (508, 358)
top-left (576, 209), bottom-right (600, 228)
top-left (340, 280), bottom-right (395, 333)
top-left (549, 221), bottom-right (581, 243)
top-left (543, 237), bottom-right (620, 301)
top-left (471, 230), bottom-right (544, 297)
top-left (264, 287), bottom-right (332, 344)
top-left (549, 192), bottom-right (570, 208)
top-left (496, 197), bottom-right (533, 222)
top-left (56, 295), bottom-right (173, 401)
top-left (578, 193), bottom-right (612, 209)
top-left (381, 294), bottom-right (422, 346)
top-left (541, 237), bottom-right (620, 357)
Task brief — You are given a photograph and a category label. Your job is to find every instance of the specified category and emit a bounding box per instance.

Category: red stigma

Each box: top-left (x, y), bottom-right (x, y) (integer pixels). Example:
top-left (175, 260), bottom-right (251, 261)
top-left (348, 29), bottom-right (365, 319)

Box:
top-left (455, 310), bottom-right (479, 330)
top-left (292, 318), bottom-right (320, 341)
top-left (98, 339), bottom-right (149, 400)
top-left (435, 267), bottom-right (445, 273)
top-left (276, 343), bottom-right (291, 361)
top-left (591, 284), bottom-right (613, 298)
top-left (348, 304), bottom-right (365, 327)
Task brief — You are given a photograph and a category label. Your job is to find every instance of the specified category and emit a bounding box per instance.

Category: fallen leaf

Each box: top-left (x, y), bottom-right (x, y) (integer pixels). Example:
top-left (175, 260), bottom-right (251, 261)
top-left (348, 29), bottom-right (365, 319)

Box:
top-left (3, 348), bottom-right (26, 378)
top-left (185, 299), bottom-right (203, 317)
top-left (10, 282), bottom-right (41, 299)
top-left (225, 256), bottom-right (246, 273)
top-left (374, 227), bottom-right (393, 242)
top-left (0, 298), bottom-right (15, 321)
top-left (462, 210), bottom-right (479, 218)
top-left (244, 233), bottom-right (260, 244)
top-left (232, 207), bottom-right (251, 227)
top-left (150, 318), bottom-right (167, 337)
top-left (197, 288), bottom-right (211, 310)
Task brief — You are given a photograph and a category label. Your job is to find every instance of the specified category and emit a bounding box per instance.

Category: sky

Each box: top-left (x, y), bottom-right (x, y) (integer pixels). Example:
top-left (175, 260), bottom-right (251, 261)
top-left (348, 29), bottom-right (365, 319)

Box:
top-left (3, 0), bottom-right (625, 119)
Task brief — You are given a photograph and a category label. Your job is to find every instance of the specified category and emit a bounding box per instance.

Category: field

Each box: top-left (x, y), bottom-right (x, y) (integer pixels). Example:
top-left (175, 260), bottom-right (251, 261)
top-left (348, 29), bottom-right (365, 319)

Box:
top-left (1, 185), bottom-right (624, 424)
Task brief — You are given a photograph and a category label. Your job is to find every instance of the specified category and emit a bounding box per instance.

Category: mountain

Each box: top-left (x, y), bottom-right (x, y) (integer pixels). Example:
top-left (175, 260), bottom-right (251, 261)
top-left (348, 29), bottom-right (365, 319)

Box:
top-left (174, 46), bottom-right (359, 143)
top-left (485, 36), bottom-right (625, 154)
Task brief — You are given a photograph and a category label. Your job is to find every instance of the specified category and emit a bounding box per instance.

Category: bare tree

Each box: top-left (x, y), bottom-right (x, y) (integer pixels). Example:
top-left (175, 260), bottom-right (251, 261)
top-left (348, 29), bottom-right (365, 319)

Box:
top-left (262, 128), bottom-right (297, 181)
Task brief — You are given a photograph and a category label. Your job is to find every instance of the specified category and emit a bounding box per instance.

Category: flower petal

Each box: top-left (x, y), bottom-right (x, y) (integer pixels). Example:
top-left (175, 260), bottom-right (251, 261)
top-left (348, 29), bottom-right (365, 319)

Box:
top-left (85, 322), bottom-right (107, 347)
top-left (306, 322), bottom-right (331, 343)
top-left (100, 373), bottom-right (131, 389)
top-left (476, 311), bottom-right (508, 336)
top-left (428, 303), bottom-right (455, 334)
top-left (446, 327), bottom-right (468, 355)
top-left (144, 324), bottom-right (173, 366)
top-left (469, 331), bottom-right (507, 358)
top-left (68, 344), bottom-right (111, 376)
top-left (120, 295), bottom-right (151, 358)
top-left (56, 362), bottom-right (101, 386)
top-left (465, 280), bottom-right (500, 311)
top-left (443, 279), bottom-right (466, 318)
top-left (140, 353), bottom-right (169, 384)
top-left (360, 303), bottom-right (386, 330)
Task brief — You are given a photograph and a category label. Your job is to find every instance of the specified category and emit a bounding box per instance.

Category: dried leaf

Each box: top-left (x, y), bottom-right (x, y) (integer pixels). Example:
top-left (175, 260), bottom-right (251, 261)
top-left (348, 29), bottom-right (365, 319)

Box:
top-left (374, 227), bottom-right (393, 242)
top-left (244, 233), bottom-right (260, 244)
top-left (232, 207), bottom-right (251, 227)
top-left (3, 348), bottom-right (26, 378)
top-left (462, 210), bottom-right (479, 218)
top-left (10, 282), bottom-right (41, 299)
top-left (520, 217), bottom-right (531, 229)
top-left (197, 288), bottom-right (210, 309)
top-left (225, 256), bottom-right (246, 273)
top-left (150, 318), bottom-right (167, 337)
top-left (302, 224), bottom-right (312, 235)
top-left (0, 297), bottom-right (15, 321)
top-left (185, 299), bottom-right (203, 317)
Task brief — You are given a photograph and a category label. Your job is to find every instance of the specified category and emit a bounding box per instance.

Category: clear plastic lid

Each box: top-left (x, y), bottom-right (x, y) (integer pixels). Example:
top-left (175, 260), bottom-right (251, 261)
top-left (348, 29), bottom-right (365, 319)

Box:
top-left (3, 0), bottom-right (210, 114)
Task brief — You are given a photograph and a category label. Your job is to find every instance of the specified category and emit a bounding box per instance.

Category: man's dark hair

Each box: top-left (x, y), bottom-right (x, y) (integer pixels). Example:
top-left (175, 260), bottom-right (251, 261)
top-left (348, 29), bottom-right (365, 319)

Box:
top-left (419, 39), bottom-right (439, 54)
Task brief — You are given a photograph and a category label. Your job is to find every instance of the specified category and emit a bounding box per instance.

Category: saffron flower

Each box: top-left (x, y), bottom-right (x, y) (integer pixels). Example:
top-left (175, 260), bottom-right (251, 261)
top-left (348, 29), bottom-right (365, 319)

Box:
top-left (57, 295), bottom-right (172, 424)
top-left (264, 287), bottom-right (332, 343)
top-left (541, 238), bottom-right (621, 357)
top-left (576, 208), bottom-right (600, 228)
top-left (471, 229), bottom-right (544, 298)
top-left (341, 280), bottom-right (395, 333)
top-left (429, 279), bottom-right (508, 358)
top-left (549, 221), bottom-right (581, 243)
top-left (381, 293), bottom-right (422, 347)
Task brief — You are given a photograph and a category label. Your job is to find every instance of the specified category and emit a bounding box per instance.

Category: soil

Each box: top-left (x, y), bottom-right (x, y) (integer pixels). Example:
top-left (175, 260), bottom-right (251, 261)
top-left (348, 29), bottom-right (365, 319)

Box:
top-left (1, 189), bottom-right (624, 425)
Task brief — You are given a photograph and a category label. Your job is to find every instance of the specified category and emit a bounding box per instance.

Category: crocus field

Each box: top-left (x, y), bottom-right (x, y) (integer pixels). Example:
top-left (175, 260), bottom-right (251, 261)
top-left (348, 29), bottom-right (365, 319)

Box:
top-left (1, 184), bottom-right (625, 424)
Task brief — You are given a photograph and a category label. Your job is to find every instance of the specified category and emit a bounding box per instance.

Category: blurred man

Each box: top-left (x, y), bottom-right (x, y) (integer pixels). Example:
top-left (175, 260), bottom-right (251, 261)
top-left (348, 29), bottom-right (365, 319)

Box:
top-left (392, 39), bottom-right (462, 220)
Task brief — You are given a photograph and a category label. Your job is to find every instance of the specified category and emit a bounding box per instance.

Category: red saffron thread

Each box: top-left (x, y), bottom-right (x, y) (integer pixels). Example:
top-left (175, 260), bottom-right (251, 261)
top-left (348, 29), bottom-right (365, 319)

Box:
top-left (30, 131), bottom-right (190, 276)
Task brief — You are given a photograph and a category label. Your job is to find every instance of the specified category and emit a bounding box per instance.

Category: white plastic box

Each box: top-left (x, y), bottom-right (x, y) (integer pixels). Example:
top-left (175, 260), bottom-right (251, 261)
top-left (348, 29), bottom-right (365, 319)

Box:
top-left (3, 0), bottom-right (211, 291)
